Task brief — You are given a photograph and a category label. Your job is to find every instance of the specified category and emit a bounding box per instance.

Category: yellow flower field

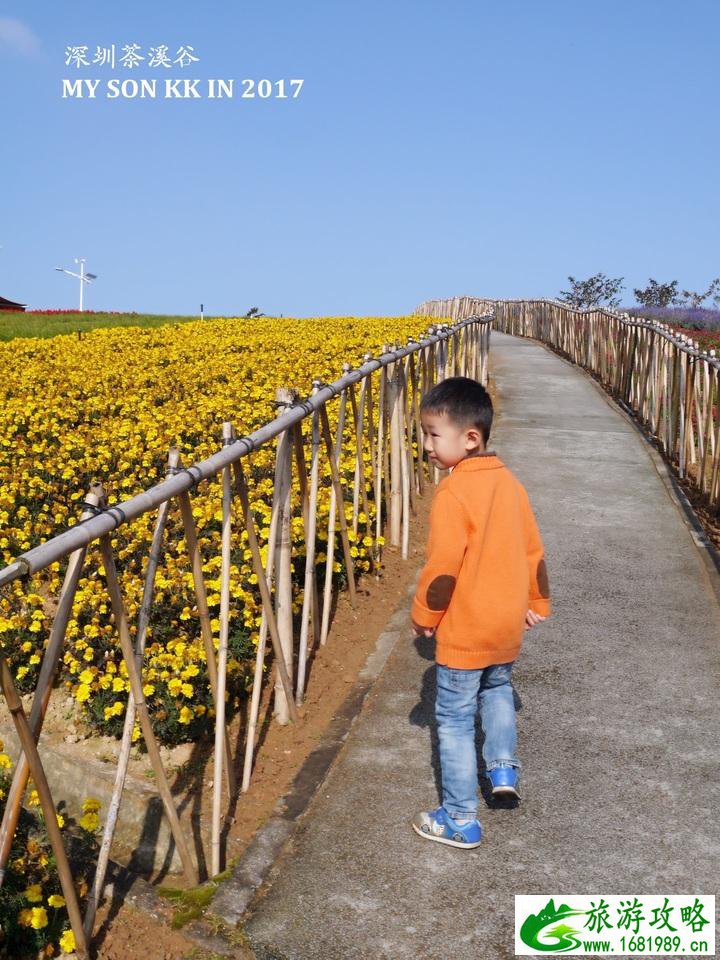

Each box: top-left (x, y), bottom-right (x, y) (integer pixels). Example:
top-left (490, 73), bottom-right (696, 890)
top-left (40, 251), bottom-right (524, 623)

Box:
top-left (0, 316), bottom-right (427, 742)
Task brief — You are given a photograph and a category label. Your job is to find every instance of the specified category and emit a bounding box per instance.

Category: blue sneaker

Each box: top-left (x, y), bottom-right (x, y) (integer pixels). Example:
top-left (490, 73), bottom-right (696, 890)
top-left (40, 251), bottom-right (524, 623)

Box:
top-left (487, 764), bottom-right (519, 797)
top-left (411, 806), bottom-right (482, 849)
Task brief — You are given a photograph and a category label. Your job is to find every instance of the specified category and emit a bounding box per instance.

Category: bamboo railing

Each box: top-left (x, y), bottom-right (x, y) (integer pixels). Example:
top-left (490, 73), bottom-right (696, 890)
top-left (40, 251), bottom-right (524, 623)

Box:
top-left (416, 296), bottom-right (495, 323)
top-left (418, 297), bottom-right (719, 511)
top-left (0, 313), bottom-right (492, 955)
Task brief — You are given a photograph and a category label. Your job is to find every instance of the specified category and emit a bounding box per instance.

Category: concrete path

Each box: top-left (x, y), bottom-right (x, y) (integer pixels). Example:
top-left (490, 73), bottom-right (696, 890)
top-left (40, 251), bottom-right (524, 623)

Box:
top-left (243, 331), bottom-right (720, 960)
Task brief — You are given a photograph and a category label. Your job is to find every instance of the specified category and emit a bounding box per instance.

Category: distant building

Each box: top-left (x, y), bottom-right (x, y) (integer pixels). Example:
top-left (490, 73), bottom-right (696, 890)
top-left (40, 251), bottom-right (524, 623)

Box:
top-left (0, 296), bottom-right (27, 312)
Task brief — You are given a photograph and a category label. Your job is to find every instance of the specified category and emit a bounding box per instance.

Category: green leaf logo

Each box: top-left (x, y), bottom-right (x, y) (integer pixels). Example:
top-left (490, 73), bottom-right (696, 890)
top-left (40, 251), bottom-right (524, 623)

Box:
top-left (520, 899), bottom-right (587, 952)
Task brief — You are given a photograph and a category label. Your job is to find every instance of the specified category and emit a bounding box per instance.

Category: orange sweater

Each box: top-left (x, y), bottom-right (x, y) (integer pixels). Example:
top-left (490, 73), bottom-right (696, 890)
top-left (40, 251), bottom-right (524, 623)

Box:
top-left (411, 452), bottom-right (551, 669)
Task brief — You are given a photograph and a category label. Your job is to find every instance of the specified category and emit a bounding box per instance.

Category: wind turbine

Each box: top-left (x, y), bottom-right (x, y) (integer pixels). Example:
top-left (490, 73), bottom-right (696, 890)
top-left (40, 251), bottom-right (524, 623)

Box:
top-left (55, 257), bottom-right (98, 311)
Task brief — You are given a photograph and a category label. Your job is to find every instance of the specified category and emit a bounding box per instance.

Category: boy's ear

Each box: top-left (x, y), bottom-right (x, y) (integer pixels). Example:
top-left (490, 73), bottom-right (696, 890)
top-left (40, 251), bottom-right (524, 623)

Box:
top-left (464, 427), bottom-right (483, 450)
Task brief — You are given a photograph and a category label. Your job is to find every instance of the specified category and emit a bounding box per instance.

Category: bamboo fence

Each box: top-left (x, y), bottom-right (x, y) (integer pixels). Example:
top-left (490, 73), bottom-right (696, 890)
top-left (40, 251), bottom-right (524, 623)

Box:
top-left (416, 297), bottom-right (720, 511)
top-left (0, 313), bottom-right (492, 955)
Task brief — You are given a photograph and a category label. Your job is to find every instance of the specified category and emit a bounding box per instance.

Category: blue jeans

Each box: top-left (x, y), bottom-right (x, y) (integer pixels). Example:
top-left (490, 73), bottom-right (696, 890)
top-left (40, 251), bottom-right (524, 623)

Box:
top-left (435, 661), bottom-right (519, 820)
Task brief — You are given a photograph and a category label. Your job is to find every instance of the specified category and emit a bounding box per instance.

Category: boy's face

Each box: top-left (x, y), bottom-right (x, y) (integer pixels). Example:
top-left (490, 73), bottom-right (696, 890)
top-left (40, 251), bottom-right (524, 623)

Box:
top-left (420, 409), bottom-right (485, 470)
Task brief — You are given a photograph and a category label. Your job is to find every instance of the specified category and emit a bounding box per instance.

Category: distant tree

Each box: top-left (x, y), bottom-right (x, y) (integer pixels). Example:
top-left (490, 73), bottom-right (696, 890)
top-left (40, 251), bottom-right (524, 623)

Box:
top-left (633, 279), bottom-right (681, 308)
top-left (244, 307), bottom-right (265, 318)
top-left (679, 278), bottom-right (720, 309)
top-left (558, 273), bottom-right (625, 309)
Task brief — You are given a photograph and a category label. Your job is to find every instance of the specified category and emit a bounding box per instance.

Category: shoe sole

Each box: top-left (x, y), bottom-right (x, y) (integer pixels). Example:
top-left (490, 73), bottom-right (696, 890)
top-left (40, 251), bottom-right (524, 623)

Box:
top-left (411, 822), bottom-right (482, 849)
top-left (491, 785), bottom-right (519, 797)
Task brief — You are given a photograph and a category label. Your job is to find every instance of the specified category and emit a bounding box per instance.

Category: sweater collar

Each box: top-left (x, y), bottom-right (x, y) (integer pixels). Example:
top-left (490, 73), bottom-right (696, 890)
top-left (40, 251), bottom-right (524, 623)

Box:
top-left (450, 452), bottom-right (504, 472)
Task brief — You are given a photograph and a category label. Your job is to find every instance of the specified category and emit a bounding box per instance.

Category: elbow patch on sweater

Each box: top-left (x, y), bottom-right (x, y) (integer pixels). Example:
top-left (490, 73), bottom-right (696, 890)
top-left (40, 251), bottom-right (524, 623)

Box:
top-left (426, 575), bottom-right (456, 610)
top-left (537, 558), bottom-right (550, 598)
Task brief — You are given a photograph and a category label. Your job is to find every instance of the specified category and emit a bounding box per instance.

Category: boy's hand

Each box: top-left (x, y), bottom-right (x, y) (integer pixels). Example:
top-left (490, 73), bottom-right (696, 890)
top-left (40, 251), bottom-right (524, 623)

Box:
top-left (525, 609), bottom-right (546, 630)
top-left (411, 620), bottom-right (435, 638)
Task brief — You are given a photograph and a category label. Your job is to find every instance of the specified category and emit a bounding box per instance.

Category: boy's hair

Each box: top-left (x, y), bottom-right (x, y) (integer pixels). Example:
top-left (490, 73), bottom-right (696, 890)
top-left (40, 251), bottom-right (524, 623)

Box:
top-left (420, 376), bottom-right (493, 444)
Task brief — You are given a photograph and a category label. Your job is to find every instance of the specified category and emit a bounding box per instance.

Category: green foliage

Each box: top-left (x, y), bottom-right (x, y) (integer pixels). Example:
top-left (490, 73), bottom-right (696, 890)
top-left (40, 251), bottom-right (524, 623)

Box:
top-left (633, 279), bottom-right (681, 307)
top-left (0, 767), bottom-right (99, 959)
top-left (679, 278), bottom-right (720, 309)
top-left (558, 273), bottom-right (625, 309)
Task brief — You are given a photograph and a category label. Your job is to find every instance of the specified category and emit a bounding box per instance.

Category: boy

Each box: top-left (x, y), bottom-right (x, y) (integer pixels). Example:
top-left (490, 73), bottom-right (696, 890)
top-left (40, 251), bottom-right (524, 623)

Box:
top-left (410, 376), bottom-right (550, 849)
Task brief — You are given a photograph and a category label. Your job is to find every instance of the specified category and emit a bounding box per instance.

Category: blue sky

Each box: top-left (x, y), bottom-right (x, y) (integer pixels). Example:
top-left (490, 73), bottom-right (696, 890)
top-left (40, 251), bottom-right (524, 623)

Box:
top-left (1, 1), bottom-right (718, 316)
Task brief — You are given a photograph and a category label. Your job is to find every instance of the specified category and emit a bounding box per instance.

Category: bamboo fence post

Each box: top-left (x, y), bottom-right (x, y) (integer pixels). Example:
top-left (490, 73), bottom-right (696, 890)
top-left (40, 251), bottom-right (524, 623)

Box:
top-left (399, 359), bottom-right (411, 560)
top-left (708, 368), bottom-right (720, 504)
top-left (698, 364), bottom-right (716, 494)
top-left (97, 503), bottom-right (197, 885)
top-left (84, 452), bottom-right (177, 936)
top-left (295, 390), bottom-right (321, 706)
top-left (362, 354), bottom-right (377, 501)
top-left (176, 470), bottom-right (236, 795)
top-left (320, 378), bottom-right (350, 645)
top-left (293, 419), bottom-right (320, 648)
top-left (234, 455), bottom-right (298, 791)
top-left (0, 657), bottom-right (89, 959)
top-left (374, 357), bottom-right (386, 572)
top-left (707, 351), bottom-right (717, 459)
top-left (348, 382), bottom-right (371, 536)
top-left (319, 403), bottom-right (357, 610)
top-left (682, 354), bottom-right (696, 474)
top-left (402, 350), bottom-right (417, 510)
top-left (272, 389), bottom-right (295, 726)
top-left (381, 359), bottom-right (393, 536)
top-left (239, 469), bottom-right (278, 792)
top-left (409, 351), bottom-right (424, 497)
top-left (688, 346), bottom-right (701, 465)
top-left (388, 362), bottom-right (403, 547)
top-left (209, 423), bottom-right (234, 875)
top-left (0, 489), bottom-right (101, 885)
top-left (662, 338), bottom-right (671, 452)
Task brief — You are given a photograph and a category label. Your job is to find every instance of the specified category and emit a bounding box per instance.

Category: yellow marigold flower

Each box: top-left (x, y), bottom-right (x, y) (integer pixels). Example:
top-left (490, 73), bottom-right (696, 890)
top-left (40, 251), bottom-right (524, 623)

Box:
top-left (24, 883), bottom-right (43, 902)
top-left (79, 811), bottom-right (100, 832)
top-left (30, 906), bottom-right (49, 929)
top-left (83, 648), bottom-right (94, 662)
top-left (18, 907), bottom-right (33, 926)
top-left (75, 683), bottom-right (91, 702)
top-left (28, 789), bottom-right (40, 807)
top-left (0, 753), bottom-right (13, 769)
top-left (48, 894), bottom-right (66, 908)
top-left (142, 683), bottom-right (155, 696)
top-left (59, 929), bottom-right (76, 954)
top-left (181, 683), bottom-right (193, 698)
top-left (16, 666), bottom-right (29, 681)
top-left (82, 797), bottom-right (101, 814)
top-left (167, 677), bottom-right (182, 696)
top-left (178, 706), bottom-right (193, 724)
top-left (112, 676), bottom-right (126, 692)
top-left (78, 668), bottom-right (94, 684)
top-left (56, 813), bottom-right (65, 828)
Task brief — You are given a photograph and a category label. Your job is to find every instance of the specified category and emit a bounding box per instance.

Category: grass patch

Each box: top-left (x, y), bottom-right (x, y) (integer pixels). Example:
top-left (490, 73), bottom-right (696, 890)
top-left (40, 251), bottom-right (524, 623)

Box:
top-left (159, 863), bottom-right (235, 929)
top-left (0, 310), bottom-right (238, 341)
